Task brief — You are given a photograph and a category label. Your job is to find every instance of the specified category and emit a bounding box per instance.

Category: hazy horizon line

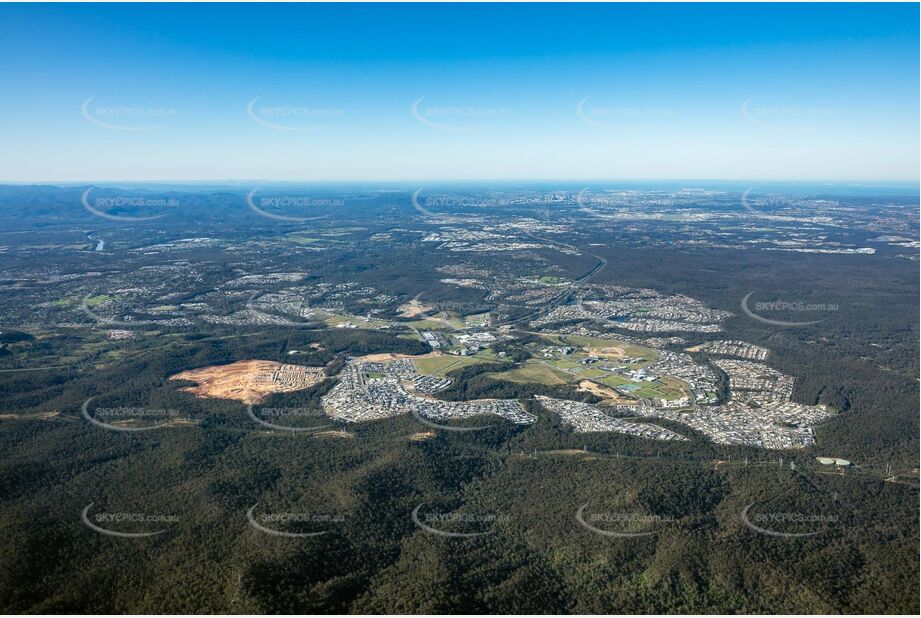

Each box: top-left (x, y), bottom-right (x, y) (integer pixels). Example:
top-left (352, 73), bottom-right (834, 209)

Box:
top-left (2, 178), bottom-right (919, 188)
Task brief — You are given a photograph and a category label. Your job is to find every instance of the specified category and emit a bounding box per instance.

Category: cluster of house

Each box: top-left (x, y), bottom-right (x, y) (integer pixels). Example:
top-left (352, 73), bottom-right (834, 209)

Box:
top-left (644, 351), bottom-right (720, 403)
top-left (643, 406), bottom-right (821, 449)
top-left (423, 228), bottom-right (544, 254)
top-left (643, 357), bottom-right (833, 448)
top-left (251, 363), bottom-right (326, 389)
top-left (535, 396), bottom-right (687, 441)
top-left (410, 374), bottom-right (454, 394)
top-left (712, 359), bottom-right (795, 404)
top-left (320, 357), bottom-right (532, 425)
top-left (527, 341), bottom-right (832, 449)
top-left (696, 340), bottom-right (769, 361)
top-left (530, 287), bottom-right (732, 334)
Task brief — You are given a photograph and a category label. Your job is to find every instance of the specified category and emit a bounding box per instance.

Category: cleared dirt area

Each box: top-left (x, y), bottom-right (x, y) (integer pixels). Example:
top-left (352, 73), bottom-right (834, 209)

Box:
top-left (576, 379), bottom-right (635, 404)
top-left (587, 345), bottom-right (628, 358)
top-left (408, 431), bottom-right (436, 441)
top-left (558, 334), bottom-right (657, 362)
top-left (356, 351), bottom-right (443, 362)
top-left (512, 449), bottom-right (589, 459)
top-left (0, 411), bottom-right (61, 421)
top-left (313, 430), bottom-right (354, 439)
top-left (169, 359), bottom-right (325, 404)
top-left (397, 299), bottom-right (434, 318)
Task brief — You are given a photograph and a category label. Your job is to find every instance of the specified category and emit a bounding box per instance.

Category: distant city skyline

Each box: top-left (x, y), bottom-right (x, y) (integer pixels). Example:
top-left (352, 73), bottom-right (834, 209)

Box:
top-left (1, 3), bottom-right (918, 182)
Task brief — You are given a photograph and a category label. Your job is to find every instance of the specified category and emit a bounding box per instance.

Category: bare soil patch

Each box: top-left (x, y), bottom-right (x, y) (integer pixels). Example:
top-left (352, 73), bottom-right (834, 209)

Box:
top-left (169, 359), bottom-right (325, 404)
top-left (587, 345), bottom-right (628, 359)
top-left (356, 351), bottom-right (443, 362)
top-left (397, 299), bottom-right (434, 318)
top-left (577, 379), bottom-right (634, 403)
top-left (313, 430), bottom-right (354, 439)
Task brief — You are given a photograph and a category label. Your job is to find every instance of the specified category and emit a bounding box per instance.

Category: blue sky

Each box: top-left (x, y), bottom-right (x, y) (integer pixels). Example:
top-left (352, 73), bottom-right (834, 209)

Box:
top-left (0, 3), bottom-right (918, 182)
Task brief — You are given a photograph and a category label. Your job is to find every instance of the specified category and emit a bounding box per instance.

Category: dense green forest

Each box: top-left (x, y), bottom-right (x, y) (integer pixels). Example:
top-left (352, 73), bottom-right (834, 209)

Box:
top-left (0, 319), bottom-right (917, 613)
top-left (0, 185), bottom-right (917, 613)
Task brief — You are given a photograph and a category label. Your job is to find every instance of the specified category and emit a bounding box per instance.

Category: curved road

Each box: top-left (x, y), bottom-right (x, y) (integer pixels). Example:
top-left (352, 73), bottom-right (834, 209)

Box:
top-left (494, 230), bottom-right (608, 327)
